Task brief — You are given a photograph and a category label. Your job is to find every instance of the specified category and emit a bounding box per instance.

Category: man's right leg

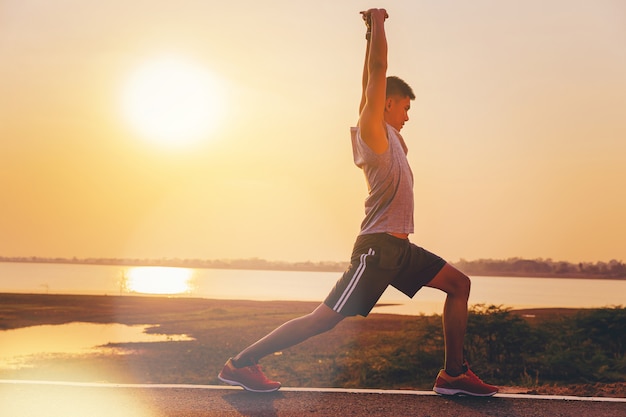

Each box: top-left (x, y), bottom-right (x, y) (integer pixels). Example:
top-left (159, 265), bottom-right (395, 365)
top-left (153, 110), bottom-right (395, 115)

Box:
top-left (427, 263), bottom-right (498, 396)
top-left (218, 303), bottom-right (344, 392)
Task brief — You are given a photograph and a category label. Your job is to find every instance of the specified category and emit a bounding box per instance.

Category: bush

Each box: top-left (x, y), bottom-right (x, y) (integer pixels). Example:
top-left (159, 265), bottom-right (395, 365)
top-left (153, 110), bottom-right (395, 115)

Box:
top-left (464, 305), bottom-right (626, 385)
top-left (328, 305), bottom-right (626, 388)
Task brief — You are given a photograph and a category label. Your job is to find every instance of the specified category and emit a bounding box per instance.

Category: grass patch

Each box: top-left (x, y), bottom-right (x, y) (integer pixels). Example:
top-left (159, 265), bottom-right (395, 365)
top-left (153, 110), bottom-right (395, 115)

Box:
top-left (0, 294), bottom-right (623, 393)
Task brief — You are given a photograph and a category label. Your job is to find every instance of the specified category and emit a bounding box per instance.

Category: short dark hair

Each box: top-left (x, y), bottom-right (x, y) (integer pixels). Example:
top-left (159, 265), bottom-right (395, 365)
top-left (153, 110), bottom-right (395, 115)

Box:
top-left (386, 76), bottom-right (415, 100)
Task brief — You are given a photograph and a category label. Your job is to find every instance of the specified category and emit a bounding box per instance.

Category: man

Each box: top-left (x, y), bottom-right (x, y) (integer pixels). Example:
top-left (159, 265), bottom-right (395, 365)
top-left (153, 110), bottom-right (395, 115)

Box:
top-left (218, 8), bottom-right (498, 397)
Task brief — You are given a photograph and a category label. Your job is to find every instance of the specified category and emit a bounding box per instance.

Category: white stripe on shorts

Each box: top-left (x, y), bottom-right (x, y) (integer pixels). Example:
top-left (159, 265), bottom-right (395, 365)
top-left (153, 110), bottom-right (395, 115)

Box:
top-left (333, 248), bottom-right (375, 313)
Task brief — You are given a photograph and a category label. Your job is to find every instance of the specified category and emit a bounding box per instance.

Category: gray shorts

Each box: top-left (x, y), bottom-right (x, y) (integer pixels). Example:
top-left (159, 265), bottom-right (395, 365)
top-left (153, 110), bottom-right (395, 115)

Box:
top-left (324, 233), bottom-right (446, 317)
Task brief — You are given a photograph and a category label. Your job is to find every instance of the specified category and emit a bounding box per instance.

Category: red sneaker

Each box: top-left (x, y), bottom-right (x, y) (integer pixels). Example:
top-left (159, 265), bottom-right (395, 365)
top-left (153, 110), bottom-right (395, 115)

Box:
top-left (218, 358), bottom-right (281, 393)
top-left (433, 366), bottom-right (498, 397)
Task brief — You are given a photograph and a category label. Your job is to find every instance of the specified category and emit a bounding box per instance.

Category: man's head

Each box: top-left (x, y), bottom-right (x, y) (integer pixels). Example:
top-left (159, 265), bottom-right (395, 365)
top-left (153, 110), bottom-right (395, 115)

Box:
top-left (384, 76), bottom-right (415, 131)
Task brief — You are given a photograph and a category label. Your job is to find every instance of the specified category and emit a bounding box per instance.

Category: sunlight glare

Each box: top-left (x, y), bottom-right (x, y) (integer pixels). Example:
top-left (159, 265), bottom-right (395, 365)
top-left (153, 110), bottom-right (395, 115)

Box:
top-left (121, 55), bottom-right (224, 148)
top-left (125, 266), bottom-right (193, 295)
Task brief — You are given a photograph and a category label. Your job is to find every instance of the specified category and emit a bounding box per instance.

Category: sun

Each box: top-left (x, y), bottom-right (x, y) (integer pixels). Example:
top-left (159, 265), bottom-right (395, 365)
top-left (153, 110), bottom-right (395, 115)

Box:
top-left (121, 55), bottom-right (225, 148)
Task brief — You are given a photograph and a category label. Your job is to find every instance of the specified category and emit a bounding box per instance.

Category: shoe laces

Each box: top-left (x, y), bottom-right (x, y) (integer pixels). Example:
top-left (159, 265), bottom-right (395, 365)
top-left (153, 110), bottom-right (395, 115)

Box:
top-left (464, 368), bottom-right (480, 380)
top-left (247, 364), bottom-right (262, 374)
top-left (466, 368), bottom-right (494, 388)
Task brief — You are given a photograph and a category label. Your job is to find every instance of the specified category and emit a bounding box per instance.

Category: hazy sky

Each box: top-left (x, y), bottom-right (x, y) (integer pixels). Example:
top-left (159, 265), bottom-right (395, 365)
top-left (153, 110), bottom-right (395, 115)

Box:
top-left (1, 1), bottom-right (625, 264)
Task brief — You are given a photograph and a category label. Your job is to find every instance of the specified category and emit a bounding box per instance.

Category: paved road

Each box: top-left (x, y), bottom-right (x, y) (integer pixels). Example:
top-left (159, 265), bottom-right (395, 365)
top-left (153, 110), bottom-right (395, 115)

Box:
top-left (1, 381), bottom-right (625, 417)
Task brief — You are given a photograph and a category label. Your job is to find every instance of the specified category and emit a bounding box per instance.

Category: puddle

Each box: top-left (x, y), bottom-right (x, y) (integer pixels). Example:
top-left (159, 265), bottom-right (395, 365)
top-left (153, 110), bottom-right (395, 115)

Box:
top-left (0, 322), bottom-right (194, 369)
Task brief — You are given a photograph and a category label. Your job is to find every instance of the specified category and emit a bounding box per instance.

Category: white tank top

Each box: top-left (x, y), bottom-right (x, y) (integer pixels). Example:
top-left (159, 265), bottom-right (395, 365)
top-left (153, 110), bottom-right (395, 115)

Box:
top-left (350, 123), bottom-right (414, 235)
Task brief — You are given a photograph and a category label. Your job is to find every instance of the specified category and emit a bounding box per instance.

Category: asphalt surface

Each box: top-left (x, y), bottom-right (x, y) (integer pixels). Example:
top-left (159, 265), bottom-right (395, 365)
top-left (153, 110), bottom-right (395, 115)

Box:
top-left (1, 381), bottom-right (625, 417)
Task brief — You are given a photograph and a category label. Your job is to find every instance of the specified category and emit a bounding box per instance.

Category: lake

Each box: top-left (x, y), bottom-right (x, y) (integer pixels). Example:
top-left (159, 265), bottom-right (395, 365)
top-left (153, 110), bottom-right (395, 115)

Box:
top-left (0, 322), bottom-right (193, 370)
top-left (1, 262), bottom-right (624, 316)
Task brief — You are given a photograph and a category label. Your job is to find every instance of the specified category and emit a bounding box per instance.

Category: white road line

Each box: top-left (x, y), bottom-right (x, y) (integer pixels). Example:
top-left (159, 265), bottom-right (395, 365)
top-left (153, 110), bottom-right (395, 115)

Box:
top-left (1, 380), bottom-right (624, 403)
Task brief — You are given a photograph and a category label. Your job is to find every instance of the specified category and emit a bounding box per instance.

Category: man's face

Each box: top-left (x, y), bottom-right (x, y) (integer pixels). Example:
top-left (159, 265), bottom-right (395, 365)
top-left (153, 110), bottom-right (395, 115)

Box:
top-left (384, 95), bottom-right (411, 131)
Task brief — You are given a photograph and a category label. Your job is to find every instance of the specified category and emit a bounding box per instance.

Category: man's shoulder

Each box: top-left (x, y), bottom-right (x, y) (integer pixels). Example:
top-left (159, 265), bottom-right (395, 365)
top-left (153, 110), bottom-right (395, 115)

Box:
top-left (351, 125), bottom-right (392, 168)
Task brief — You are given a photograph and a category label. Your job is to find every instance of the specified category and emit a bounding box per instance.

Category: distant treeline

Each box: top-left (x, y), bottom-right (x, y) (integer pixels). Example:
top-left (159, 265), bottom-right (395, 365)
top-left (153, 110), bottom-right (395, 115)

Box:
top-left (0, 256), bottom-right (346, 272)
top-left (1, 256), bottom-right (625, 279)
top-left (454, 257), bottom-right (626, 279)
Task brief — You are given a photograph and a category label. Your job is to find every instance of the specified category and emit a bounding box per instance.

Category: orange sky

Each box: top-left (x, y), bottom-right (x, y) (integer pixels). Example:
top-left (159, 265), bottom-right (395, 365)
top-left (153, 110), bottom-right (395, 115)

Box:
top-left (1, 1), bottom-right (625, 263)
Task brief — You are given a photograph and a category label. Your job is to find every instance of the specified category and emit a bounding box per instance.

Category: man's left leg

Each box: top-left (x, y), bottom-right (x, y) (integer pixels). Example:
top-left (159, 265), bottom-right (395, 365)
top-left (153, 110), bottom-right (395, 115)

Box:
top-left (218, 303), bottom-right (344, 392)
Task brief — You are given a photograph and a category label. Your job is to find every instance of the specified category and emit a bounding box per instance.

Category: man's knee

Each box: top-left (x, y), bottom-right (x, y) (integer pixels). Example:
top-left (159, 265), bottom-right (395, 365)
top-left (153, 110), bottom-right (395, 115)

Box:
top-left (307, 304), bottom-right (344, 334)
top-left (444, 267), bottom-right (471, 296)
top-left (455, 272), bottom-right (471, 298)
top-left (429, 264), bottom-right (471, 298)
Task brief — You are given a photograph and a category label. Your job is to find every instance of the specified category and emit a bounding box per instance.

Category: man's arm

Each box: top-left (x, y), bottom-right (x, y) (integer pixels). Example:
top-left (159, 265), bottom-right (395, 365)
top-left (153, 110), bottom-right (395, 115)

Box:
top-left (358, 11), bottom-right (372, 115)
top-left (357, 8), bottom-right (388, 154)
top-left (358, 36), bottom-right (371, 116)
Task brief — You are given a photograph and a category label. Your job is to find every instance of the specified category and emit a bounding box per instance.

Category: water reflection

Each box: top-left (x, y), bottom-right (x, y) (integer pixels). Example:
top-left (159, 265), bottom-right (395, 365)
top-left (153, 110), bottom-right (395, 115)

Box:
top-left (0, 322), bottom-right (194, 370)
top-left (124, 266), bottom-right (194, 295)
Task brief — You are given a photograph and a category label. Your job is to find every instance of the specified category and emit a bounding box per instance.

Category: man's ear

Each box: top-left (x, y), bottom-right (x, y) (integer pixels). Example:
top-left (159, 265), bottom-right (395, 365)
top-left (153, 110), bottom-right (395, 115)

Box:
top-left (385, 97), bottom-right (393, 111)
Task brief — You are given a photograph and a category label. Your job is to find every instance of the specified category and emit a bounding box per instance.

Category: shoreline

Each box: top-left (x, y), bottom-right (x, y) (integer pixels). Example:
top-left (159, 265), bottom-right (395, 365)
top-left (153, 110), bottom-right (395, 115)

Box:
top-left (0, 292), bottom-right (612, 331)
top-left (2, 259), bottom-right (625, 280)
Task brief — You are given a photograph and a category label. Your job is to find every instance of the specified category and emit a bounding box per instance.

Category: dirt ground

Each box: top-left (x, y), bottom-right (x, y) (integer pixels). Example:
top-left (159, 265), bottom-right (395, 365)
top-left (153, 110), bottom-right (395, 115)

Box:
top-left (0, 293), bottom-right (624, 398)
